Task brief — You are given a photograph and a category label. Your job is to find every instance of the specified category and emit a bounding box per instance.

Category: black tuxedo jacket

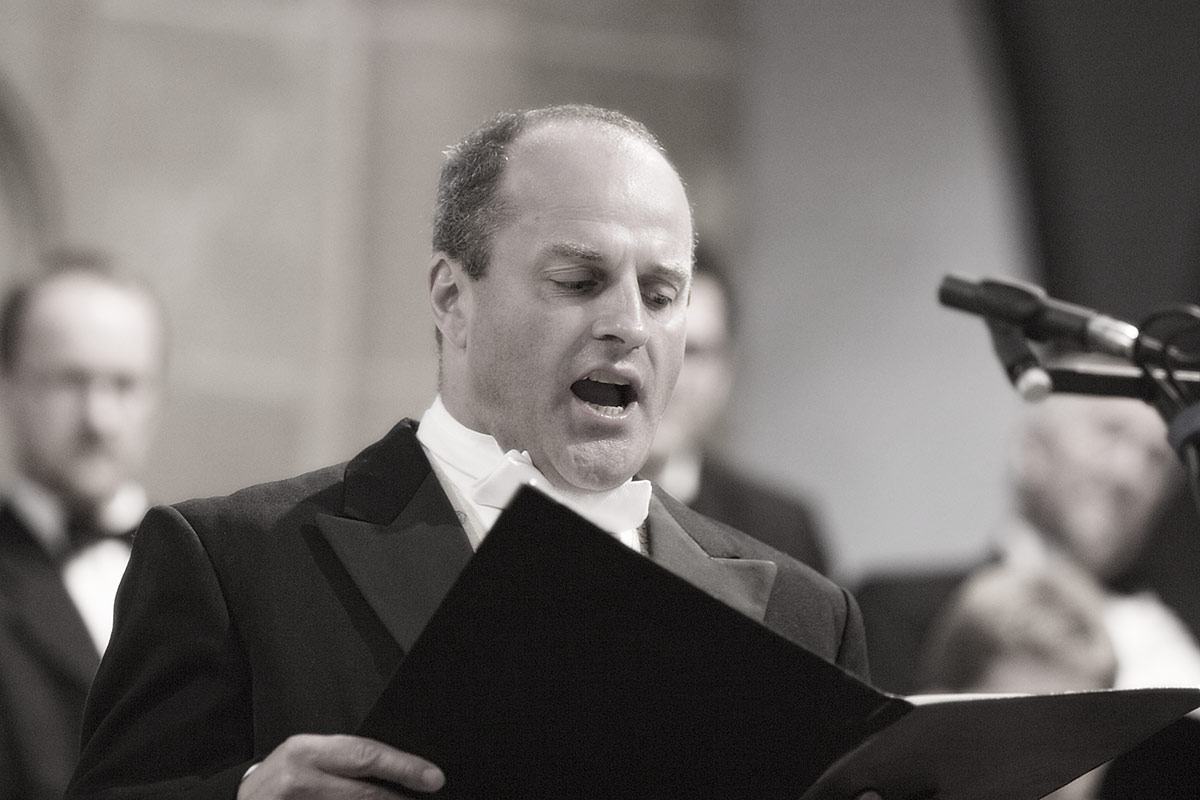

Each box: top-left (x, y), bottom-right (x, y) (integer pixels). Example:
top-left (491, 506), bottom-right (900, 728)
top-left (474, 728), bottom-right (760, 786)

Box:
top-left (69, 420), bottom-right (868, 799)
top-left (691, 457), bottom-right (829, 574)
top-left (0, 504), bottom-right (102, 800)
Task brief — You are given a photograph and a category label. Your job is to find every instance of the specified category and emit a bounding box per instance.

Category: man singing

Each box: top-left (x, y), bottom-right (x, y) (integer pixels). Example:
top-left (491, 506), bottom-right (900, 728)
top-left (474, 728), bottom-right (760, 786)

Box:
top-left (68, 104), bottom-right (873, 800)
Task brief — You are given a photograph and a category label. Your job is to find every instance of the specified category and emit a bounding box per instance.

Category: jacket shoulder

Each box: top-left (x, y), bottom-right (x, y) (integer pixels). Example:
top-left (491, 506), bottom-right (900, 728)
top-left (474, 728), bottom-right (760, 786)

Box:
top-left (655, 486), bottom-right (869, 677)
top-left (171, 461), bottom-right (347, 533)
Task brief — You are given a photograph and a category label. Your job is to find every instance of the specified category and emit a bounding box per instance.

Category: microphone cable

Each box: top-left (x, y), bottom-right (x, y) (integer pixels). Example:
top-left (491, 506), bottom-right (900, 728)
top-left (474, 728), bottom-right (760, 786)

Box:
top-left (1134, 303), bottom-right (1200, 514)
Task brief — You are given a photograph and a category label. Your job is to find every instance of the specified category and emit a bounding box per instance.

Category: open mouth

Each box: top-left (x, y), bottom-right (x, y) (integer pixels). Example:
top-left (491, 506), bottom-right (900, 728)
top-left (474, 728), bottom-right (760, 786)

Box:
top-left (570, 372), bottom-right (637, 416)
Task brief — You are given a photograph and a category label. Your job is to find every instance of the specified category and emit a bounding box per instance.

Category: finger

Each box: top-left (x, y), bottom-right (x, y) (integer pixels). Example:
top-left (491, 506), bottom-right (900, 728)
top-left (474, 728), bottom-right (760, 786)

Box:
top-left (239, 762), bottom-right (403, 800)
top-left (314, 735), bottom-right (445, 793)
top-left (247, 734), bottom-right (445, 798)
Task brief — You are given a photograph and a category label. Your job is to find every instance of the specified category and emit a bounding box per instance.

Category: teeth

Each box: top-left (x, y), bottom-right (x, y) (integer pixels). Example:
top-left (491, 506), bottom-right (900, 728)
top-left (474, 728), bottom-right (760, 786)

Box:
top-left (587, 402), bottom-right (624, 417)
top-left (586, 371), bottom-right (630, 385)
top-left (571, 372), bottom-right (636, 412)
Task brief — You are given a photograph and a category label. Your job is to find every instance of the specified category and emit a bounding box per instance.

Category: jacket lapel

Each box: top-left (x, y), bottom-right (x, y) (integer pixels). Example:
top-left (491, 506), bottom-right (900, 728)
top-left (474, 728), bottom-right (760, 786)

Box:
top-left (312, 420), bottom-right (473, 654)
top-left (0, 508), bottom-right (100, 691)
top-left (645, 492), bottom-right (778, 623)
top-left (312, 421), bottom-right (778, 652)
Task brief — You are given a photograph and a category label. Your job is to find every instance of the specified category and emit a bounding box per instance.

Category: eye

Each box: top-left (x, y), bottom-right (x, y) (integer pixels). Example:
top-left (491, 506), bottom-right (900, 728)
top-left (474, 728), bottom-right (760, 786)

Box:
top-left (47, 369), bottom-right (90, 392)
top-left (644, 291), bottom-right (673, 309)
top-left (554, 278), bottom-right (599, 294)
top-left (642, 281), bottom-right (679, 310)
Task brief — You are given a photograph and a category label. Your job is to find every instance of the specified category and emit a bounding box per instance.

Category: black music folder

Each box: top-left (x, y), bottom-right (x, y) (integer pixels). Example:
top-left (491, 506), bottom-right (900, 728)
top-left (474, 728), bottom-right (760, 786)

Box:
top-left (357, 488), bottom-right (1200, 799)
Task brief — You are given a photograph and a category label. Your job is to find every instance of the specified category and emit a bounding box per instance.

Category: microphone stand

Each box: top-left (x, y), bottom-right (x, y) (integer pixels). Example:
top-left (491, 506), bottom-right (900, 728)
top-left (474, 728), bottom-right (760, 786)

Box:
top-left (1042, 361), bottom-right (1200, 403)
top-left (943, 275), bottom-right (1200, 520)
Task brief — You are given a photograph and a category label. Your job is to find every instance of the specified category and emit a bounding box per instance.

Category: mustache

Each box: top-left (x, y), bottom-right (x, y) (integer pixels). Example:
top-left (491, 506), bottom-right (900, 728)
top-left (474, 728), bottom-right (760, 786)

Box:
top-left (72, 430), bottom-right (121, 454)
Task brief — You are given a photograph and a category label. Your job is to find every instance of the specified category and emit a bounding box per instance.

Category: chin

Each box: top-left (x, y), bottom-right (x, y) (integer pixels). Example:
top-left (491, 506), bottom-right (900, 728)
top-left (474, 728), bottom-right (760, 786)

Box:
top-left (65, 469), bottom-right (122, 504)
top-left (550, 436), bottom-right (652, 492)
top-left (560, 457), bottom-right (642, 493)
top-left (560, 470), bottom-right (629, 493)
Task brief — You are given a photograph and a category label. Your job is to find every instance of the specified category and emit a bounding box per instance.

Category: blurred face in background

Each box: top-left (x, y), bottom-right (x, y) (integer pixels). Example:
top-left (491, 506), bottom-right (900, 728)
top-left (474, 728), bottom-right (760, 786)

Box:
top-left (1013, 394), bottom-right (1178, 581)
top-left (647, 272), bottom-right (733, 468)
top-left (0, 272), bottom-right (165, 512)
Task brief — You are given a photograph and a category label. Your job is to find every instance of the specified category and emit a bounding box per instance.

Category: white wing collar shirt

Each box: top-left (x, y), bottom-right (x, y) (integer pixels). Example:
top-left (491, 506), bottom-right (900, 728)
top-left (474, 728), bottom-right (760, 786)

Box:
top-left (8, 475), bottom-right (146, 654)
top-left (416, 395), bottom-right (652, 553)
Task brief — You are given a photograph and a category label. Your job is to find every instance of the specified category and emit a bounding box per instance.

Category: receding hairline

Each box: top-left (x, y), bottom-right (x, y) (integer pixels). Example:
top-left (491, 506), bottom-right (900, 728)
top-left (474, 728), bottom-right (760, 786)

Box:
top-left (513, 103), bottom-right (668, 150)
top-left (496, 115), bottom-right (695, 246)
top-left (0, 265), bottom-right (169, 373)
top-left (513, 111), bottom-right (659, 148)
top-left (26, 268), bottom-right (163, 322)
top-left (506, 113), bottom-right (683, 185)
top-left (429, 103), bottom-right (696, 319)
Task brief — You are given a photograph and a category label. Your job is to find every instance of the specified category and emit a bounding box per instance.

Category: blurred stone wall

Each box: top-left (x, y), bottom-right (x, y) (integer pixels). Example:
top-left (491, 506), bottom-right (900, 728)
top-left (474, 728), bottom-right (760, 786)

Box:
top-left (0, 1), bottom-right (1043, 577)
top-left (0, 0), bottom-right (747, 503)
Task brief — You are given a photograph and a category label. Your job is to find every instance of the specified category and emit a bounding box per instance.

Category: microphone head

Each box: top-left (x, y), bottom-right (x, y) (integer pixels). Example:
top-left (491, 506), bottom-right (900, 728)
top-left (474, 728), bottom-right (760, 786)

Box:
top-left (1014, 366), bottom-right (1053, 403)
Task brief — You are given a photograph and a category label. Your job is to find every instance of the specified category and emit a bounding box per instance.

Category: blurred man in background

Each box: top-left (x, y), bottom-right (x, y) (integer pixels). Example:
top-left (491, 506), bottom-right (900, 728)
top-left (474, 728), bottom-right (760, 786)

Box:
top-left (857, 390), bottom-right (1190, 693)
top-left (919, 560), bottom-right (1117, 800)
top-left (643, 246), bottom-right (830, 573)
top-left (998, 392), bottom-right (1197, 690)
top-left (1009, 391), bottom-right (1200, 798)
top-left (0, 251), bottom-right (167, 800)
top-left (859, 387), bottom-right (1200, 797)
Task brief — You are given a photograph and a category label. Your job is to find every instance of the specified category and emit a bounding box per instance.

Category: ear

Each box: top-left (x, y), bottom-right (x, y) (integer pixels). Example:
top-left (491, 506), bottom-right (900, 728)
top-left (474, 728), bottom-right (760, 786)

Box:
top-left (429, 253), bottom-right (471, 350)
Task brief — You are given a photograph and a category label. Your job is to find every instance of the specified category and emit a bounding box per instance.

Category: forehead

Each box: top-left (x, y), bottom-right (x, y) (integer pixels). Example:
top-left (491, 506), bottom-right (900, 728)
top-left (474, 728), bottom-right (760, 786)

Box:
top-left (19, 275), bottom-right (162, 363)
top-left (1033, 396), bottom-right (1174, 471)
top-left (500, 120), bottom-right (693, 240)
top-left (27, 275), bottom-right (153, 323)
top-left (1049, 395), bottom-right (1165, 440)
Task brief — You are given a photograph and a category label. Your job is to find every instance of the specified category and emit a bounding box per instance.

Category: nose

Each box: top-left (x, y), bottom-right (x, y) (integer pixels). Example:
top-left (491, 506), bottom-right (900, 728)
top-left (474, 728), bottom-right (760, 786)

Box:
top-left (80, 377), bottom-right (125, 434)
top-left (591, 278), bottom-right (649, 349)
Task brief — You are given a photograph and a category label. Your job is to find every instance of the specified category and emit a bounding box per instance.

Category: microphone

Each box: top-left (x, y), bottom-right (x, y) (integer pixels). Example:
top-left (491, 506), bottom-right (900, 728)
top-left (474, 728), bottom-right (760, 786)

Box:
top-left (939, 274), bottom-right (1200, 463)
top-left (938, 274), bottom-right (1145, 360)
top-left (985, 320), bottom-right (1052, 402)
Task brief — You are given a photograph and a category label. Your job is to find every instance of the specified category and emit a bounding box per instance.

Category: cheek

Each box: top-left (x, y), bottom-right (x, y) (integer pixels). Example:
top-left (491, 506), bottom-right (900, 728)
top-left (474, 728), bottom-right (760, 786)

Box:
top-left (127, 390), bottom-right (163, 422)
top-left (472, 324), bottom-right (559, 413)
top-left (17, 398), bottom-right (74, 441)
top-left (116, 412), bottom-right (157, 449)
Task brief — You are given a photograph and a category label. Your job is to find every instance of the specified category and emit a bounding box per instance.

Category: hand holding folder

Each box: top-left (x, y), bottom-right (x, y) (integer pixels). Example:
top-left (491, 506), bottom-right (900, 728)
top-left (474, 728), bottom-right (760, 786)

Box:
top-left (358, 488), bottom-right (1200, 799)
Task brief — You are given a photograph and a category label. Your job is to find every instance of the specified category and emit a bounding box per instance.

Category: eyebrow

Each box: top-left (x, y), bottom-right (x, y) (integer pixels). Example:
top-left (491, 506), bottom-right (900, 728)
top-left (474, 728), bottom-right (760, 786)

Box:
top-left (653, 260), bottom-right (692, 289)
top-left (548, 242), bottom-right (604, 263)
top-left (547, 242), bottom-right (692, 286)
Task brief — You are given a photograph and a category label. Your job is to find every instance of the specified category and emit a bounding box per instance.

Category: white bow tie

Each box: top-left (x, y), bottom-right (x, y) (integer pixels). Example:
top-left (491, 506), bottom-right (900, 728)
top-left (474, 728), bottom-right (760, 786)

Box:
top-left (472, 450), bottom-right (651, 535)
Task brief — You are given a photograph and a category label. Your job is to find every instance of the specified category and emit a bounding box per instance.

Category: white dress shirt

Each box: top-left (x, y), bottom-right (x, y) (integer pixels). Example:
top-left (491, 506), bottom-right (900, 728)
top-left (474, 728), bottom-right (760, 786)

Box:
top-left (415, 395), bottom-right (651, 553)
top-left (9, 476), bottom-right (146, 654)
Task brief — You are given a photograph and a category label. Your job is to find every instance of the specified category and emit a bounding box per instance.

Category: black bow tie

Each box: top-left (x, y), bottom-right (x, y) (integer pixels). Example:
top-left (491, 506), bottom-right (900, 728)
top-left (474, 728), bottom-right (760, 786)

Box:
top-left (61, 514), bottom-right (134, 560)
